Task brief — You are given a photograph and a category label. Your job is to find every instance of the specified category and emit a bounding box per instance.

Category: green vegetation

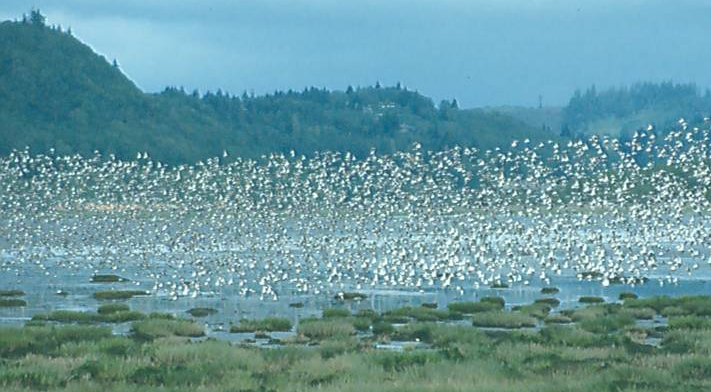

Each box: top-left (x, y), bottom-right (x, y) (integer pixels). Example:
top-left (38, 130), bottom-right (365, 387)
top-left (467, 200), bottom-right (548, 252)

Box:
top-left (534, 297), bottom-right (560, 307)
top-left (578, 296), bottom-right (605, 304)
top-left (229, 317), bottom-right (293, 333)
top-left (130, 319), bottom-right (205, 340)
top-left (289, 302), bottom-right (305, 308)
top-left (372, 321), bottom-right (395, 336)
top-left (32, 309), bottom-right (146, 324)
top-left (0, 299), bottom-right (26, 307)
top-left (619, 292), bottom-right (638, 300)
top-left (624, 295), bottom-right (711, 316)
top-left (90, 274), bottom-right (128, 283)
top-left (620, 306), bottom-right (656, 320)
top-left (544, 313), bottom-right (572, 324)
top-left (578, 313), bottom-right (635, 334)
top-left (97, 303), bottom-right (129, 314)
top-left (4, 294), bottom-right (711, 391)
top-left (563, 82), bottom-right (711, 138)
top-left (668, 316), bottom-right (711, 330)
top-left (93, 290), bottom-right (148, 300)
top-left (0, 324), bottom-right (112, 358)
top-left (512, 303), bottom-right (552, 319)
top-left (540, 287), bottom-right (559, 294)
top-left (0, 13), bottom-right (546, 164)
top-left (0, 289), bottom-right (24, 297)
top-left (383, 306), bottom-right (461, 322)
top-left (186, 307), bottom-right (218, 317)
top-left (298, 320), bottom-right (356, 340)
top-left (471, 311), bottom-right (537, 328)
top-left (322, 308), bottom-right (351, 318)
top-left (147, 312), bottom-right (175, 320)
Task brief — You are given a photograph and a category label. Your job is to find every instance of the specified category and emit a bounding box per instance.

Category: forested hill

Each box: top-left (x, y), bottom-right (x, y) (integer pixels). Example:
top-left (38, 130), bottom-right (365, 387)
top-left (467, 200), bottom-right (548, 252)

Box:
top-left (561, 83), bottom-right (711, 137)
top-left (0, 14), bottom-right (547, 164)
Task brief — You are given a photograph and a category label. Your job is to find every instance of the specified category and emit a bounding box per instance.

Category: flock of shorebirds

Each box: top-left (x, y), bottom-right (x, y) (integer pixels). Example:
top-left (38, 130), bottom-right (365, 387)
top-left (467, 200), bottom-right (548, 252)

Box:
top-left (1, 119), bottom-right (711, 301)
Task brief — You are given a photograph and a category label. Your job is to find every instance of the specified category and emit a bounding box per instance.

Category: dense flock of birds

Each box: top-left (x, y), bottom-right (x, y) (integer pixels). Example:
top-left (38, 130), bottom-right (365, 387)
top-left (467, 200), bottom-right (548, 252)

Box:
top-left (1, 120), bottom-right (711, 300)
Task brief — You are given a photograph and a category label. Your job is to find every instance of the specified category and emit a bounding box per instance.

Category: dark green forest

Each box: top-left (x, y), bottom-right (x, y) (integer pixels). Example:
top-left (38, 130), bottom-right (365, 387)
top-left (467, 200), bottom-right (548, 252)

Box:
top-left (562, 83), bottom-right (711, 137)
top-left (0, 12), bottom-right (548, 164)
top-left (1, 11), bottom-right (709, 164)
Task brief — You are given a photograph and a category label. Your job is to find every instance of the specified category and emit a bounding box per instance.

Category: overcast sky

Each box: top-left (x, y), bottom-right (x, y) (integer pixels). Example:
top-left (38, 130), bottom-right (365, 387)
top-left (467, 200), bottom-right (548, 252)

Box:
top-left (2, 0), bottom-right (709, 108)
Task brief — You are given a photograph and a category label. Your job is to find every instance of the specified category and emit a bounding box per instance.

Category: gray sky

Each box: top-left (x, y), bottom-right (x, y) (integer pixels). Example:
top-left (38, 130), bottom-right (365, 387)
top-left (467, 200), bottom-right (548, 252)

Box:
top-left (2, 0), bottom-right (709, 107)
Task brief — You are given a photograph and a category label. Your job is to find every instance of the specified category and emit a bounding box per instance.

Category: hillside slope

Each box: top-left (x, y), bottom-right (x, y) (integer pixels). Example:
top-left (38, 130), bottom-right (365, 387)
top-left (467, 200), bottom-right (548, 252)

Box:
top-left (0, 16), bottom-right (546, 164)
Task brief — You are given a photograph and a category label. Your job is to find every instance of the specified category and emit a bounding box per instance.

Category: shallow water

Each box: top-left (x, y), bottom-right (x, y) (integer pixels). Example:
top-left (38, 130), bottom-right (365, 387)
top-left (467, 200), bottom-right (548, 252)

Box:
top-left (2, 260), bottom-right (711, 340)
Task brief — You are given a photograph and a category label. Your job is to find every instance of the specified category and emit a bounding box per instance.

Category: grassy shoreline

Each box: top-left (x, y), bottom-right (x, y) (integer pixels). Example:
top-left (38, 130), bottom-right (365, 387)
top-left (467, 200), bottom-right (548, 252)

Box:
top-left (1, 294), bottom-right (710, 391)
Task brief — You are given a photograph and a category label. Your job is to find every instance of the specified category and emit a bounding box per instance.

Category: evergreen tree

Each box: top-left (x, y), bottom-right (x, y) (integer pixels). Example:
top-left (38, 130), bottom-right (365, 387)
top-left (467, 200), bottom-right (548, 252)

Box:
top-left (29, 9), bottom-right (45, 26)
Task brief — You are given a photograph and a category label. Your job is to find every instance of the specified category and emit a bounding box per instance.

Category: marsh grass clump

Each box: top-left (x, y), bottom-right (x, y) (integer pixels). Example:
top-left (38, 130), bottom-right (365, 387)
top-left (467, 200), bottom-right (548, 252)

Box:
top-left (675, 296), bottom-right (711, 316)
top-left (391, 323), bottom-right (435, 343)
top-left (579, 296), bottom-right (605, 304)
top-left (372, 321), bottom-right (395, 336)
top-left (668, 315), bottom-right (711, 330)
top-left (100, 310), bottom-right (146, 323)
top-left (149, 312), bottom-right (175, 319)
top-left (33, 310), bottom-right (98, 324)
top-left (0, 325), bottom-right (113, 358)
top-left (298, 320), bottom-right (356, 340)
top-left (671, 355), bottom-right (711, 380)
top-left (97, 303), bottom-right (130, 314)
top-left (384, 306), bottom-right (459, 322)
top-left (534, 297), bottom-right (560, 307)
top-left (90, 274), bottom-right (129, 283)
top-left (0, 289), bottom-right (24, 297)
top-left (562, 304), bottom-right (619, 322)
top-left (620, 306), bottom-right (656, 320)
top-left (472, 311), bottom-right (537, 329)
top-left (93, 290), bottom-right (148, 300)
top-left (350, 316), bottom-right (372, 332)
top-left (289, 302), bottom-right (305, 308)
top-left (624, 295), bottom-right (711, 317)
top-left (381, 314), bottom-right (410, 324)
top-left (540, 287), bottom-right (559, 294)
top-left (513, 303), bottom-right (551, 319)
top-left (480, 296), bottom-right (506, 307)
top-left (0, 298), bottom-right (26, 307)
top-left (32, 309), bottom-right (146, 324)
top-left (334, 292), bottom-right (367, 301)
top-left (661, 329), bottom-right (711, 354)
top-left (131, 319), bottom-right (204, 340)
top-left (186, 307), bottom-right (218, 317)
top-left (447, 301), bottom-right (500, 314)
top-left (623, 296), bottom-right (677, 313)
top-left (539, 325), bottom-right (621, 348)
top-left (420, 302), bottom-right (438, 309)
top-left (544, 313), bottom-right (572, 324)
top-left (619, 292), bottom-right (638, 300)
top-left (229, 317), bottom-right (292, 333)
top-left (579, 313), bottom-right (635, 334)
top-left (322, 308), bottom-right (351, 318)
top-left (660, 306), bottom-right (687, 317)
top-left (371, 350), bottom-right (441, 371)
top-left (490, 281), bottom-right (509, 289)
top-left (318, 337), bottom-right (360, 359)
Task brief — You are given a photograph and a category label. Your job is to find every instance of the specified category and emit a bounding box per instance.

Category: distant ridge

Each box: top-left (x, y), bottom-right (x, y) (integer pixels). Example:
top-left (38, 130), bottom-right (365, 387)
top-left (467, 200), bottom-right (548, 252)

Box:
top-left (0, 11), bottom-right (547, 164)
